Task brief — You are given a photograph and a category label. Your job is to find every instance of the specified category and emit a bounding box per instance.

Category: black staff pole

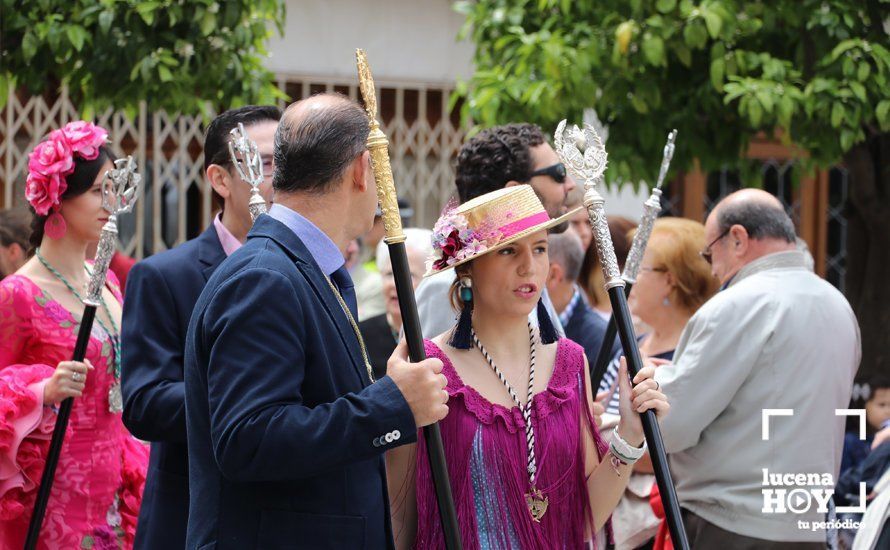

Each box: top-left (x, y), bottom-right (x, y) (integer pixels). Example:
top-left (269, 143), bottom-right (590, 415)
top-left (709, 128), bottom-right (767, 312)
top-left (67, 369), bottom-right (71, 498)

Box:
top-left (555, 121), bottom-right (690, 550)
top-left (356, 49), bottom-right (462, 550)
top-left (25, 157), bottom-right (141, 550)
top-left (590, 130), bottom-right (676, 392)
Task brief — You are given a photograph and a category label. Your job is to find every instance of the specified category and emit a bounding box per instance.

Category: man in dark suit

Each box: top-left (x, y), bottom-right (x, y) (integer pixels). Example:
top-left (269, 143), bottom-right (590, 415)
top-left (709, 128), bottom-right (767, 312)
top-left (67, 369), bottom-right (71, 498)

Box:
top-left (184, 93), bottom-right (448, 549)
top-left (546, 231), bottom-right (609, 366)
top-left (121, 105), bottom-right (281, 549)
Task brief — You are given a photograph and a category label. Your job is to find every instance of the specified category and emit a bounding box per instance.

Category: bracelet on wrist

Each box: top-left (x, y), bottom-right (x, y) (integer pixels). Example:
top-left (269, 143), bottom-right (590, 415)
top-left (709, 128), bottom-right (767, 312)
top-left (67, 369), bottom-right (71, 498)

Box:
top-left (611, 428), bottom-right (646, 462)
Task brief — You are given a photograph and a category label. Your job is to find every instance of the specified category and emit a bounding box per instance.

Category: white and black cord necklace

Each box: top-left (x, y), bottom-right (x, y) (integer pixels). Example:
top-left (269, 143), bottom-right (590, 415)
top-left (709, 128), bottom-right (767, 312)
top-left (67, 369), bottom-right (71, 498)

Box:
top-left (472, 321), bottom-right (549, 522)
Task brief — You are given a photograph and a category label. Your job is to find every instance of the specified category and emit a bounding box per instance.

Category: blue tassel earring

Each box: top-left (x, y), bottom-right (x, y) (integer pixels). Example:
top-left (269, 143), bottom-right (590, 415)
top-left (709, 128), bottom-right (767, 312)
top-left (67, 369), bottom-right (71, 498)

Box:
top-left (536, 298), bottom-right (558, 344)
top-left (449, 276), bottom-right (474, 349)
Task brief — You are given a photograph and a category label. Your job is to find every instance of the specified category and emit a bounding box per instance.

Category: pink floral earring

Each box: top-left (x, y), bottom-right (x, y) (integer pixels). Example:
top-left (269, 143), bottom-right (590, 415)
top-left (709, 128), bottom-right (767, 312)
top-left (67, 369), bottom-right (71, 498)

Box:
top-left (44, 207), bottom-right (67, 239)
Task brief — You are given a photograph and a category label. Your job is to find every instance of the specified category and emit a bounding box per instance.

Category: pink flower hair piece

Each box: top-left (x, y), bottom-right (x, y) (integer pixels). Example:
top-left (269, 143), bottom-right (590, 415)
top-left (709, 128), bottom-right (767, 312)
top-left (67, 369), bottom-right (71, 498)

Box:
top-left (25, 121), bottom-right (109, 216)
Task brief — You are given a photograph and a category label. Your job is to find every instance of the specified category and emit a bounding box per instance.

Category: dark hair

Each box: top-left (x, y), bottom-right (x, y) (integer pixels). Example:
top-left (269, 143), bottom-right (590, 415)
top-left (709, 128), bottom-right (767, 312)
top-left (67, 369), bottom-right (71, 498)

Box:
top-left (866, 375), bottom-right (890, 399)
top-left (29, 145), bottom-right (113, 251)
top-left (0, 208), bottom-right (32, 250)
top-left (848, 374), bottom-right (890, 434)
top-left (203, 105), bottom-right (283, 171)
top-left (203, 105), bottom-right (282, 211)
top-left (717, 200), bottom-right (796, 243)
top-left (272, 94), bottom-right (369, 194)
top-left (455, 123), bottom-right (545, 203)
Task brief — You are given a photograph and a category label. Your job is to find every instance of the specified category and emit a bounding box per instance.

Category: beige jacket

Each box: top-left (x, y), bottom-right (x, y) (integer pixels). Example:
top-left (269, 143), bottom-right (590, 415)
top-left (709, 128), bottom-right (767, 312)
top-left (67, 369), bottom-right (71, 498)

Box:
top-left (655, 250), bottom-right (861, 542)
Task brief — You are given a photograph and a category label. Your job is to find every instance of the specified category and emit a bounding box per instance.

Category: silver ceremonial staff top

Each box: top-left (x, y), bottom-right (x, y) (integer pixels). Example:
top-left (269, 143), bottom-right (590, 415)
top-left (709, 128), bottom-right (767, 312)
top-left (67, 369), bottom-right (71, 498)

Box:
top-left (86, 156), bottom-right (141, 306)
top-left (554, 120), bottom-right (625, 290)
top-left (228, 122), bottom-right (267, 221)
top-left (622, 129), bottom-right (678, 284)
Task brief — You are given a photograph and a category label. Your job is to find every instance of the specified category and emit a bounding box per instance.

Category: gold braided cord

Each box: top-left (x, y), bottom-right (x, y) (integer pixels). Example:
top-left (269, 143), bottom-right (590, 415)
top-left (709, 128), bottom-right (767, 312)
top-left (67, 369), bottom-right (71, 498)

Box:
top-left (324, 275), bottom-right (375, 384)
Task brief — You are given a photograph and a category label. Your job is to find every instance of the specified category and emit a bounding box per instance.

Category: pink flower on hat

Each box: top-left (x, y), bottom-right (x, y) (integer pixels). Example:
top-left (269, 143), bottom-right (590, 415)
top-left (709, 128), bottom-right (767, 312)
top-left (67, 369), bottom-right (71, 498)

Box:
top-left (24, 121), bottom-right (108, 215)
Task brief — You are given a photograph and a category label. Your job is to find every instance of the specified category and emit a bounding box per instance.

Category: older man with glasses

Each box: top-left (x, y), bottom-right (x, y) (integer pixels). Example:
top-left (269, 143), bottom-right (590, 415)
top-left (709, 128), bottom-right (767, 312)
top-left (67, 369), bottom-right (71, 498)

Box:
top-left (653, 188), bottom-right (861, 549)
top-left (414, 122), bottom-right (576, 338)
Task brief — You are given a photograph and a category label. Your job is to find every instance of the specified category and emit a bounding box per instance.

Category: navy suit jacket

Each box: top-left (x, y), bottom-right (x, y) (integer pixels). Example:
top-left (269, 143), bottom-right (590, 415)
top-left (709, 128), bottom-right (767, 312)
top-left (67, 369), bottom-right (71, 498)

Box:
top-left (184, 214), bottom-right (416, 550)
top-left (121, 225), bottom-right (226, 549)
top-left (563, 298), bottom-right (610, 371)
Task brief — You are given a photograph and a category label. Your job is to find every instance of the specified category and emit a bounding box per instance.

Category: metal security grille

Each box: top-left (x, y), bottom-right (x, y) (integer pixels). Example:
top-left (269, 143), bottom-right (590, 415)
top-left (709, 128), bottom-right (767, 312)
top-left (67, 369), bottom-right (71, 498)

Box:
top-left (704, 159), bottom-right (801, 227)
top-left (0, 79), bottom-right (465, 258)
top-left (826, 167), bottom-right (849, 291)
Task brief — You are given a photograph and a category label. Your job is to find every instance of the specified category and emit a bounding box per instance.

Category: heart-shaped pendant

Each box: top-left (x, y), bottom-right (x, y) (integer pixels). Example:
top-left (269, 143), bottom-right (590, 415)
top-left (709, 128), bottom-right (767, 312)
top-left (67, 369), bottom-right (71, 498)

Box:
top-left (526, 487), bottom-right (548, 522)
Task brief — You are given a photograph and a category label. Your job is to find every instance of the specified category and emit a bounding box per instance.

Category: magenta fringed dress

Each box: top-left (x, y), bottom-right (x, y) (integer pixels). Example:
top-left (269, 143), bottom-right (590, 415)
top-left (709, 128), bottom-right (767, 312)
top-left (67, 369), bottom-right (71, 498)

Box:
top-left (415, 339), bottom-right (609, 549)
top-left (0, 274), bottom-right (148, 549)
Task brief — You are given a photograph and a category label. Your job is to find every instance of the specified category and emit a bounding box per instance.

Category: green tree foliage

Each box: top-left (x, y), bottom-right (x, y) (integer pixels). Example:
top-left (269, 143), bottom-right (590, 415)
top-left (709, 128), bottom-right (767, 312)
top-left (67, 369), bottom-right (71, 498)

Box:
top-left (456, 0), bottom-right (890, 379)
top-left (455, 0), bottom-right (888, 184)
top-left (0, 0), bottom-right (286, 115)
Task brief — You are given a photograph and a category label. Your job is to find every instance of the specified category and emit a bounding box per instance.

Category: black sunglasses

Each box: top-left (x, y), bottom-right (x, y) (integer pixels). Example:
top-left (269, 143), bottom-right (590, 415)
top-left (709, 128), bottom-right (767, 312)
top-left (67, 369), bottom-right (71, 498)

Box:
top-left (527, 163), bottom-right (567, 184)
top-left (700, 228), bottom-right (731, 265)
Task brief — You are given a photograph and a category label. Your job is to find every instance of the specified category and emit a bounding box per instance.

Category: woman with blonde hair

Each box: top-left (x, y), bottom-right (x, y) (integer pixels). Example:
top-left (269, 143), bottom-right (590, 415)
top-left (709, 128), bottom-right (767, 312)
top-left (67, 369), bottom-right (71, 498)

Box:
top-left (386, 186), bottom-right (670, 549)
top-left (595, 216), bottom-right (718, 549)
top-left (598, 216), bottom-right (718, 416)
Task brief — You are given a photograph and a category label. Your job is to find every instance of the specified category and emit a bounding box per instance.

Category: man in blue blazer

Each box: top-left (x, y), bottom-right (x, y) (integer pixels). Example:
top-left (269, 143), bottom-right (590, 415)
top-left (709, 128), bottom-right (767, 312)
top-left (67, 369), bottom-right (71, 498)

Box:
top-left (546, 231), bottom-right (609, 366)
top-left (121, 105), bottom-right (281, 549)
top-left (184, 93), bottom-right (448, 549)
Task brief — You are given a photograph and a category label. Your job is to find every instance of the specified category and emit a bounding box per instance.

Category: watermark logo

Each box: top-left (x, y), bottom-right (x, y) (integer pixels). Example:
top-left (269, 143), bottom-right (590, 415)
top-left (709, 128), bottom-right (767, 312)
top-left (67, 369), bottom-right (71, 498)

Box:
top-left (760, 409), bottom-right (868, 531)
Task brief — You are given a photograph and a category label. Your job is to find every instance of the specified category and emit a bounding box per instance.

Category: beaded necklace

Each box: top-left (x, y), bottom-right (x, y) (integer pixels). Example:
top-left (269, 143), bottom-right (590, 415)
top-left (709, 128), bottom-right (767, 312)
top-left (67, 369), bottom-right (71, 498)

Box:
top-left (35, 248), bottom-right (123, 412)
top-left (472, 321), bottom-right (548, 522)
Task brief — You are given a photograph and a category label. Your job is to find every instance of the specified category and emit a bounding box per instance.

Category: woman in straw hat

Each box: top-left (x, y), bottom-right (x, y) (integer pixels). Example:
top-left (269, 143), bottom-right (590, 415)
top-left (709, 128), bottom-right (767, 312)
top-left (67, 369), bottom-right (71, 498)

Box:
top-left (387, 185), bottom-right (670, 549)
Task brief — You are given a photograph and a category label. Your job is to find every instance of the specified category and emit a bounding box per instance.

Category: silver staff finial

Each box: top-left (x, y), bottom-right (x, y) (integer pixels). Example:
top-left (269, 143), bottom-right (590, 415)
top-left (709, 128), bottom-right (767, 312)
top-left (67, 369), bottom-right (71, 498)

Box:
top-left (86, 156), bottom-right (141, 306)
top-left (554, 120), bottom-right (622, 290)
top-left (654, 129), bottom-right (678, 191)
top-left (554, 120), bottom-right (608, 188)
top-left (102, 156), bottom-right (140, 215)
top-left (228, 123), bottom-right (267, 221)
top-left (622, 129), bottom-right (680, 282)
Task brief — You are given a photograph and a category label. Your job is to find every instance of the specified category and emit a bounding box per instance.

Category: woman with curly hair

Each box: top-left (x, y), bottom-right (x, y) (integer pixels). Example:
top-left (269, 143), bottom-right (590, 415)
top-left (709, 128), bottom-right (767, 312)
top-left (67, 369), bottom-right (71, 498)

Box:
top-left (0, 122), bottom-right (147, 549)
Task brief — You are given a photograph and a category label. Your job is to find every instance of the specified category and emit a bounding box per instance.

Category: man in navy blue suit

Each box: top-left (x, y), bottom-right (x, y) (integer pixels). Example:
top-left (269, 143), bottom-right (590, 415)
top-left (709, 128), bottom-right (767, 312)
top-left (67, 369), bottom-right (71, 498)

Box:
top-left (121, 105), bottom-right (281, 549)
top-left (183, 93), bottom-right (448, 549)
top-left (546, 231), bottom-right (609, 366)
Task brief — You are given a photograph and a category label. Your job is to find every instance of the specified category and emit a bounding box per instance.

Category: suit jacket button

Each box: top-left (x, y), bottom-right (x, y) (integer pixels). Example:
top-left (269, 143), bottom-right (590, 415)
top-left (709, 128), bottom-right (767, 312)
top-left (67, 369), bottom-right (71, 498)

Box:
top-left (372, 437), bottom-right (380, 447)
top-left (385, 432), bottom-right (394, 443)
top-left (393, 430), bottom-right (401, 440)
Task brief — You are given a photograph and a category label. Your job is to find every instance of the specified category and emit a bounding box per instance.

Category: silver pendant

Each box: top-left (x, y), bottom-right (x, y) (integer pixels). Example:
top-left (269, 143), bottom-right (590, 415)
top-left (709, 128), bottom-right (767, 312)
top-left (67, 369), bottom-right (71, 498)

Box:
top-left (108, 381), bottom-right (123, 413)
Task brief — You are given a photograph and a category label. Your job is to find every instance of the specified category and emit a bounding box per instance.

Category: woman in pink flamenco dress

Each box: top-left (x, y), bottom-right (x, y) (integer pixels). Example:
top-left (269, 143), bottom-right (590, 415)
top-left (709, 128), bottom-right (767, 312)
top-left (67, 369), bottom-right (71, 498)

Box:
top-left (0, 122), bottom-right (148, 549)
top-left (385, 187), bottom-right (671, 549)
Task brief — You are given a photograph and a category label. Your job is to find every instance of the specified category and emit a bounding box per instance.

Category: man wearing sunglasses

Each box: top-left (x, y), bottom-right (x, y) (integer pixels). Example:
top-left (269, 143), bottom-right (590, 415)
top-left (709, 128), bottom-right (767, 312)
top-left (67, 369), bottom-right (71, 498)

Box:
top-left (652, 189), bottom-right (860, 549)
top-left (414, 123), bottom-right (576, 339)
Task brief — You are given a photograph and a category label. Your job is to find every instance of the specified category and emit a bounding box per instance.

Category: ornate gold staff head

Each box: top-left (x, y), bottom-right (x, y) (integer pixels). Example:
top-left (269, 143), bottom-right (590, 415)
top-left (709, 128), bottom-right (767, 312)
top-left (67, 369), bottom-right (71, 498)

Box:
top-left (355, 48), bottom-right (405, 244)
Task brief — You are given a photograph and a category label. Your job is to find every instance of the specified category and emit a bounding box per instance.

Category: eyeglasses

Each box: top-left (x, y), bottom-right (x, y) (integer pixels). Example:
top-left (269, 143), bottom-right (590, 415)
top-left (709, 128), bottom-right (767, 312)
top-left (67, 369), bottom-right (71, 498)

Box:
top-left (700, 228), bottom-right (731, 265)
top-left (527, 163), bottom-right (567, 184)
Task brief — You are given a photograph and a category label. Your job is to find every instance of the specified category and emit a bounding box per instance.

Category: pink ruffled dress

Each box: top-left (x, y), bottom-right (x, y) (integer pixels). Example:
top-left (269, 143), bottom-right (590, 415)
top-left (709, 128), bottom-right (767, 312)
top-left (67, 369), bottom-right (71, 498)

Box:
top-left (0, 274), bottom-right (148, 549)
top-left (414, 338), bottom-right (609, 549)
